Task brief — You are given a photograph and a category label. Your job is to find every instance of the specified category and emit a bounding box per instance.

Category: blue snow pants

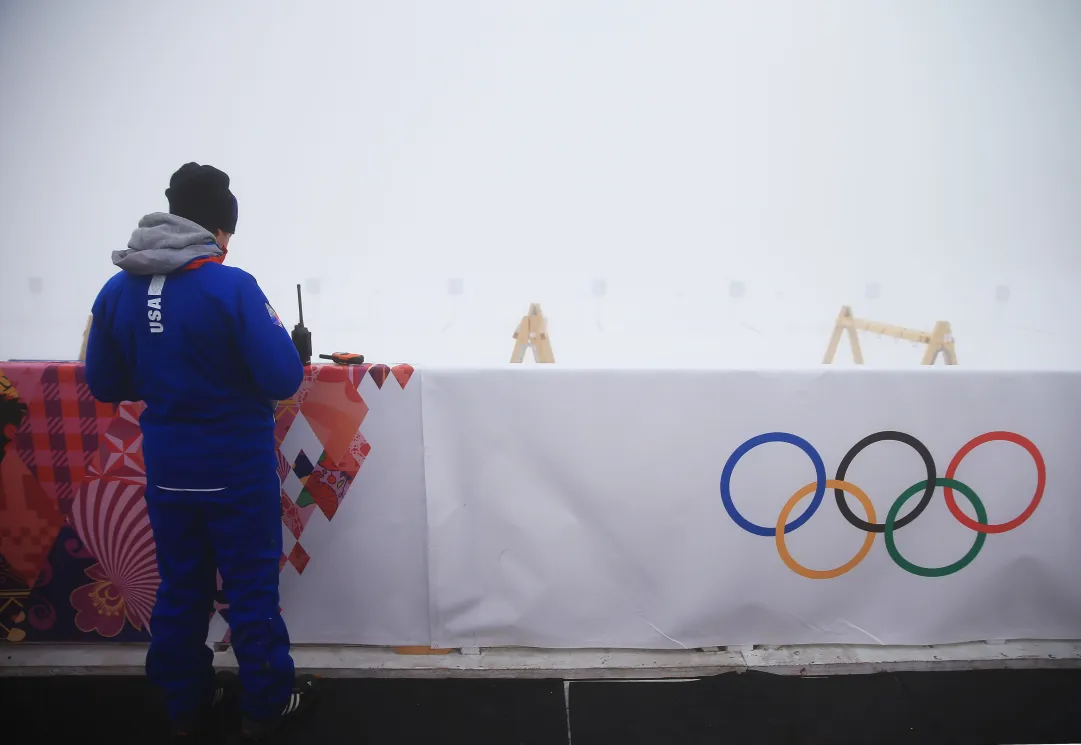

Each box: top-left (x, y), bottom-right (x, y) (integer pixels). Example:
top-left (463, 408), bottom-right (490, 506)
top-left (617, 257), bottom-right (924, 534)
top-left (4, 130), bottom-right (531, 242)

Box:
top-left (143, 475), bottom-right (294, 723)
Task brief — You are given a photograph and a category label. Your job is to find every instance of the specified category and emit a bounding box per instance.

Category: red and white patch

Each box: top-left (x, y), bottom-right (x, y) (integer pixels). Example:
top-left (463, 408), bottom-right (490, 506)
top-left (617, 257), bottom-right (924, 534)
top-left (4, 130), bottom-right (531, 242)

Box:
top-left (266, 302), bottom-right (285, 329)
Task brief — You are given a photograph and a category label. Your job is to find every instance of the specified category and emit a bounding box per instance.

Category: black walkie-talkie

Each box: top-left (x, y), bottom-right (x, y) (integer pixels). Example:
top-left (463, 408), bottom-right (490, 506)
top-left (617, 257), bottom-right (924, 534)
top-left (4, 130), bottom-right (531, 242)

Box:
top-left (291, 284), bottom-right (312, 365)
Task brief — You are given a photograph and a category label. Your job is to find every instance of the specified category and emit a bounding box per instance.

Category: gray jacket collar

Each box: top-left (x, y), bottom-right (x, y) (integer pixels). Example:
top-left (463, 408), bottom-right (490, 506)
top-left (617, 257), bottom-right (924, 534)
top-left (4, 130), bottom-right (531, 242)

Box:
top-left (112, 212), bottom-right (223, 275)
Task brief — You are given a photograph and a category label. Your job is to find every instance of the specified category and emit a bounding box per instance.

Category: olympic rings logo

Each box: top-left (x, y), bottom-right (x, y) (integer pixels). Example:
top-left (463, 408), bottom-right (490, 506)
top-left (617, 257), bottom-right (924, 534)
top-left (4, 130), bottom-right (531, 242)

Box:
top-left (719, 431), bottom-right (1046, 579)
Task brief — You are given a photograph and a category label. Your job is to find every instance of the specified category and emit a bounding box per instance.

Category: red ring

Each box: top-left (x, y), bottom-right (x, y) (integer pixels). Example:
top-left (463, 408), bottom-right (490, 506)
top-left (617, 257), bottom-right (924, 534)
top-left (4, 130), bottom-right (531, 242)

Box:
top-left (944, 431), bottom-right (1045, 534)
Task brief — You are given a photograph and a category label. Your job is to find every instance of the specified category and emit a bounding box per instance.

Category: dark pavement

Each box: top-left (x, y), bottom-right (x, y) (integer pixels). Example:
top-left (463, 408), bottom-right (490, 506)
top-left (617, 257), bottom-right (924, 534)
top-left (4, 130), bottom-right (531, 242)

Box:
top-left (3, 668), bottom-right (1081, 743)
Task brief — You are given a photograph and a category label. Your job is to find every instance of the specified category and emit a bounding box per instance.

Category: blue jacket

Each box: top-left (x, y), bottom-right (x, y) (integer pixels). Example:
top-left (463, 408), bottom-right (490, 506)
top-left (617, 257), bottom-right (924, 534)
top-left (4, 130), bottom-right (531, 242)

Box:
top-left (86, 213), bottom-right (303, 490)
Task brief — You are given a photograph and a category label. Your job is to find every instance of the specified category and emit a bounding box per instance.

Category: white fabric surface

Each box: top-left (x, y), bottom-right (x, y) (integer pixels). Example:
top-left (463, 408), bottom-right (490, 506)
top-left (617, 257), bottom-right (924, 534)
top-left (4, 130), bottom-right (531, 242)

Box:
top-left (421, 367), bottom-right (1081, 648)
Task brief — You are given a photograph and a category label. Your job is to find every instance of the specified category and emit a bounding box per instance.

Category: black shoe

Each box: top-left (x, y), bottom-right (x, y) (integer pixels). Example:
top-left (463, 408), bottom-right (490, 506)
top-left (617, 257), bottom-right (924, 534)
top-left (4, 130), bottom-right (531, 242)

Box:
top-left (172, 670), bottom-right (239, 738)
top-left (240, 675), bottom-right (318, 740)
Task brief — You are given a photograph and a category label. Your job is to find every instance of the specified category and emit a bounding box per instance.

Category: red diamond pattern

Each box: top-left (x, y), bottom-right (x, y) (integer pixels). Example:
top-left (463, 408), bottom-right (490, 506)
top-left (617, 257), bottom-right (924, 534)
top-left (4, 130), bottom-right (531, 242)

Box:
top-left (287, 543), bottom-right (310, 574)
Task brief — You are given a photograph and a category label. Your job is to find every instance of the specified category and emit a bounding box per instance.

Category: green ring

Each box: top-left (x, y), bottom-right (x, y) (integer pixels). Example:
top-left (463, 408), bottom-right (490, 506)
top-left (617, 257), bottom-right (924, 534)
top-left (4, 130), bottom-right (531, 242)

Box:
top-left (884, 478), bottom-right (987, 577)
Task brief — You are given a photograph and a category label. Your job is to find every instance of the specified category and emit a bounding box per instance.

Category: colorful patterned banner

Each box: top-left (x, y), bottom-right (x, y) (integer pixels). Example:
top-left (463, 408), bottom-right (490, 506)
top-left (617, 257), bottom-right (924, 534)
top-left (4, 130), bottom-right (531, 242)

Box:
top-left (0, 362), bottom-right (415, 644)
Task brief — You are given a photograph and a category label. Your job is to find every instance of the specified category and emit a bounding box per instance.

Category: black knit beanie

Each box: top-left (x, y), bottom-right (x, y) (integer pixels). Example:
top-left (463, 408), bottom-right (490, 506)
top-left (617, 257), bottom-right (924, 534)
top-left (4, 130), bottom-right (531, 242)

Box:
top-left (165, 162), bottom-right (238, 234)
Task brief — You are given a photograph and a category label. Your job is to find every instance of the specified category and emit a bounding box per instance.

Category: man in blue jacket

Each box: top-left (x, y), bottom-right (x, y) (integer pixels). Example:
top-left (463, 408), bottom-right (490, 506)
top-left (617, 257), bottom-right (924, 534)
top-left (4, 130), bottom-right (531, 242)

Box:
top-left (85, 163), bottom-right (315, 739)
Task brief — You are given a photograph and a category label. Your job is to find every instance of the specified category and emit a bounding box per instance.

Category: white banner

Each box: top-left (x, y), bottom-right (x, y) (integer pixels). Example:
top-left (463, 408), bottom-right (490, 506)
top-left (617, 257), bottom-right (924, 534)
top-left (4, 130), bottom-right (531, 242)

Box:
top-left (261, 368), bottom-right (429, 646)
top-left (421, 368), bottom-right (1081, 648)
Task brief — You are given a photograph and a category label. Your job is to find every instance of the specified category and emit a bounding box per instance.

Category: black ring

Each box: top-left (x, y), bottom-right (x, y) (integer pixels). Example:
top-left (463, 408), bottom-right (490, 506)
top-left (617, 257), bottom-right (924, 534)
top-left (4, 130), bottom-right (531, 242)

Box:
top-left (834, 431), bottom-right (936, 533)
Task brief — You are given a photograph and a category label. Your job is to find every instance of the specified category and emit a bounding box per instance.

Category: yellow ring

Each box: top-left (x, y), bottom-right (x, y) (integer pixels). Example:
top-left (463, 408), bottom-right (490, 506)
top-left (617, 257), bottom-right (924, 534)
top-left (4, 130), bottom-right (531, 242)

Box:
top-left (775, 479), bottom-right (876, 580)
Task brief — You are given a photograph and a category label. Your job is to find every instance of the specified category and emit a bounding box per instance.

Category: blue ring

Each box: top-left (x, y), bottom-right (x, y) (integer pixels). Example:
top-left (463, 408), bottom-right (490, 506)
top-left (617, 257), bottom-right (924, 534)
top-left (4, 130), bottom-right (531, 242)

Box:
top-left (720, 432), bottom-right (826, 536)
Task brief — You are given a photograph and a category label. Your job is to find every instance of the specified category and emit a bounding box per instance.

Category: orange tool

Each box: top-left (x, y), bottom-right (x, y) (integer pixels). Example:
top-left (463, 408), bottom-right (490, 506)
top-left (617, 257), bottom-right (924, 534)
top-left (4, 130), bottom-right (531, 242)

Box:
top-left (318, 353), bottom-right (365, 365)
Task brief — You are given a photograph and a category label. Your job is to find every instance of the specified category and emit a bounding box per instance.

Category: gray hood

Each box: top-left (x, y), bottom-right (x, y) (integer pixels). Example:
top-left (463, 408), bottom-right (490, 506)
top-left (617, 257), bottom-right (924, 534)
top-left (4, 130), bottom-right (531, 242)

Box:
top-left (112, 212), bottom-right (224, 275)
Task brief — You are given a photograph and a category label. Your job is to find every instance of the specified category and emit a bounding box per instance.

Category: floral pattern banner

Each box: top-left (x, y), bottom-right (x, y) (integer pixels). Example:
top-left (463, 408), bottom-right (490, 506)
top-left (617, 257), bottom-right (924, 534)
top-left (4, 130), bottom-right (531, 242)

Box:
top-left (0, 362), bottom-right (413, 644)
